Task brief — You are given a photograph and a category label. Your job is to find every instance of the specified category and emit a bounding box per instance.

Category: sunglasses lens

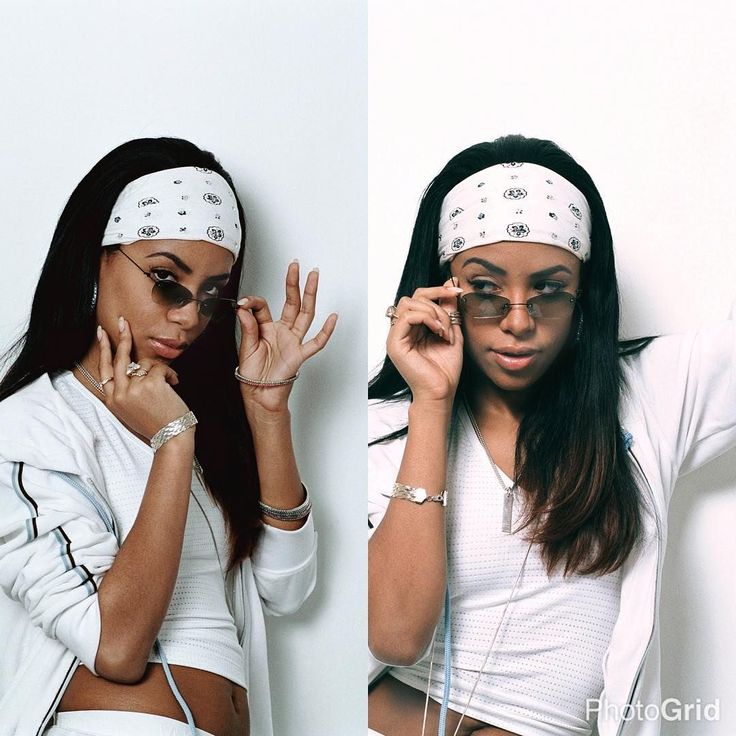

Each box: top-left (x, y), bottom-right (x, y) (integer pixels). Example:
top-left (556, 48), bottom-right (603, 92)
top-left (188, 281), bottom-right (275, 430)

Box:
top-left (199, 299), bottom-right (234, 321)
top-left (152, 281), bottom-right (191, 307)
top-left (461, 293), bottom-right (507, 319)
top-left (530, 293), bottom-right (575, 319)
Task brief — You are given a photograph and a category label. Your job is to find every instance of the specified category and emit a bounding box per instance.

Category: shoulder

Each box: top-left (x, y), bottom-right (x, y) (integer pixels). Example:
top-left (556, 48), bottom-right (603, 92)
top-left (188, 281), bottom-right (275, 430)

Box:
top-left (0, 372), bottom-right (94, 474)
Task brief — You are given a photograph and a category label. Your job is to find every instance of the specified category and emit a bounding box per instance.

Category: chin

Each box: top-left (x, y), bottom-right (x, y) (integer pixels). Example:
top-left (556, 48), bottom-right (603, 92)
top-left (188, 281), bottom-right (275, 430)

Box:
top-left (468, 359), bottom-right (543, 393)
top-left (489, 373), bottom-right (539, 392)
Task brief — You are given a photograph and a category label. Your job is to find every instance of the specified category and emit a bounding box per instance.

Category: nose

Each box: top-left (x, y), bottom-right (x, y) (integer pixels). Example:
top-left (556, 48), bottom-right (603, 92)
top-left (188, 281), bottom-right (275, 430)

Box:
top-left (166, 299), bottom-right (201, 330)
top-left (498, 302), bottom-right (535, 337)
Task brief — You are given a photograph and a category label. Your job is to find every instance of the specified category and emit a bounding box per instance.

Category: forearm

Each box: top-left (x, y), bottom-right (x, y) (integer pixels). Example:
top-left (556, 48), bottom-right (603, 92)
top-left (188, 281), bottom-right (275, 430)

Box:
top-left (94, 432), bottom-right (195, 682)
top-left (245, 402), bottom-right (306, 531)
top-left (368, 399), bottom-right (451, 665)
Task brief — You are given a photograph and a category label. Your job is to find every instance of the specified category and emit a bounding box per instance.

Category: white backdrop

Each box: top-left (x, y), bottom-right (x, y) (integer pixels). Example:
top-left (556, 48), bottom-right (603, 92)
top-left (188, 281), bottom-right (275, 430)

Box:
top-left (0, 2), bottom-right (365, 735)
top-left (368, 1), bottom-right (735, 734)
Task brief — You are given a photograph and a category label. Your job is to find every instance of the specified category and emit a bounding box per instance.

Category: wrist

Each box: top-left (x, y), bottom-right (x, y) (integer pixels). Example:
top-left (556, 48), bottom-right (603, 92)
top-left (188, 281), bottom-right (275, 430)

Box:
top-left (243, 400), bottom-right (292, 426)
top-left (152, 429), bottom-right (195, 459)
top-left (409, 396), bottom-right (454, 422)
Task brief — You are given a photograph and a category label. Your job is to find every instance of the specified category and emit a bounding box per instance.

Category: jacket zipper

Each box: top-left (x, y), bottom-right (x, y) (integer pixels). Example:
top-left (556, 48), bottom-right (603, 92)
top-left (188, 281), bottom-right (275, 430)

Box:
top-left (50, 471), bottom-right (116, 535)
top-left (32, 473), bottom-right (117, 736)
top-left (613, 447), bottom-right (662, 736)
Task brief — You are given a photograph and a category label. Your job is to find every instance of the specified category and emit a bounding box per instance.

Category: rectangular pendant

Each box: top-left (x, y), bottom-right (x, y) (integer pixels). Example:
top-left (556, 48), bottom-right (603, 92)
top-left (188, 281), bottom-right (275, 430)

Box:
top-left (502, 490), bottom-right (514, 534)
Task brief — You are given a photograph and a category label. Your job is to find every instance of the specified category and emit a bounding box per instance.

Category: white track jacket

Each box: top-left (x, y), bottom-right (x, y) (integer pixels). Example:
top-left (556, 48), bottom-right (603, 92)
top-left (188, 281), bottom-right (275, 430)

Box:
top-left (368, 318), bottom-right (736, 736)
top-left (0, 373), bottom-right (318, 736)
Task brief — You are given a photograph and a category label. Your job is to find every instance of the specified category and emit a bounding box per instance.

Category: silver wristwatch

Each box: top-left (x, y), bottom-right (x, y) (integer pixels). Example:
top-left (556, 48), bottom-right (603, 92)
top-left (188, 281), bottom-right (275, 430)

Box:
top-left (382, 482), bottom-right (447, 506)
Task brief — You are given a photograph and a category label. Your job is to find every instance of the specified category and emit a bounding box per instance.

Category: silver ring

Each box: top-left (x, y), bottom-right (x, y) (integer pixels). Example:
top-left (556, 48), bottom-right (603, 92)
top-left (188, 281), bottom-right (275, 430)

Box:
top-left (126, 361), bottom-right (149, 378)
top-left (448, 311), bottom-right (462, 325)
top-left (385, 305), bottom-right (398, 326)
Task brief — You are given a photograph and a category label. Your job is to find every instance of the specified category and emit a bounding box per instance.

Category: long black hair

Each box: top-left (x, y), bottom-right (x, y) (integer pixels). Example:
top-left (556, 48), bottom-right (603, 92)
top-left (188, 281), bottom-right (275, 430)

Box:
top-left (0, 137), bottom-right (262, 568)
top-left (370, 134), bottom-right (655, 577)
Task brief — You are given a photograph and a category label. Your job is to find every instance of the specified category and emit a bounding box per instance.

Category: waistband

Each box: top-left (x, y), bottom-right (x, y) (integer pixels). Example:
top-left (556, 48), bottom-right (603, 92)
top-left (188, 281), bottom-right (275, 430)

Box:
top-left (50, 710), bottom-right (216, 736)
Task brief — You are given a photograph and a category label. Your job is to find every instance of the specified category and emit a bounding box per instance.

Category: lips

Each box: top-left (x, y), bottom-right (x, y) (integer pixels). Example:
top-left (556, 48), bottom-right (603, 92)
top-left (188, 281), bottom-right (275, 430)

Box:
top-left (149, 337), bottom-right (188, 360)
top-left (491, 347), bottom-right (538, 371)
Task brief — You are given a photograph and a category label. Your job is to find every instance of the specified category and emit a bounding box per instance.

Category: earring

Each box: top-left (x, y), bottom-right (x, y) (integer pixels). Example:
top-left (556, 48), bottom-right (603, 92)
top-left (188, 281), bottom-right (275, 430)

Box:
top-left (575, 312), bottom-right (584, 344)
top-left (90, 280), bottom-right (98, 313)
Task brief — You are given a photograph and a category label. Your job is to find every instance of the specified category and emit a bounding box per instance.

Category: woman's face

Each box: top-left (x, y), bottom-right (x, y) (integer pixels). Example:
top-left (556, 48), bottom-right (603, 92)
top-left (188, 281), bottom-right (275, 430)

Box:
top-left (97, 239), bottom-right (235, 364)
top-left (449, 241), bottom-right (581, 393)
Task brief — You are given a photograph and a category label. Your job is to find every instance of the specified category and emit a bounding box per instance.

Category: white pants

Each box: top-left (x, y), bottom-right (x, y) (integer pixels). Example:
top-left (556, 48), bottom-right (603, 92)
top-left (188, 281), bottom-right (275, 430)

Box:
top-left (45, 710), bottom-right (216, 736)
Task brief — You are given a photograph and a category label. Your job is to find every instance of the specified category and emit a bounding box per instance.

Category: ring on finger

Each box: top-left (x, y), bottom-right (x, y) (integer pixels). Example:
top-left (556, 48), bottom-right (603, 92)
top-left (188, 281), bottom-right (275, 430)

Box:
top-left (385, 305), bottom-right (398, 326)
top-left (448, 311), bottom-right (462, 325)
top-left (126, 361), bottom-right (149, 378)
top-left (100, 376), bottom-right (114, 386)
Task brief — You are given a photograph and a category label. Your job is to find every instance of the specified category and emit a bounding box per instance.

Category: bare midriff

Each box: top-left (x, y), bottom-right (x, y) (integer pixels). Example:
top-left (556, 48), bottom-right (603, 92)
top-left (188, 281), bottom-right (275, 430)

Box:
top-left (369, 674), bottom-right (520, 736)
top-left (58, 662), bottom-right (249, 736)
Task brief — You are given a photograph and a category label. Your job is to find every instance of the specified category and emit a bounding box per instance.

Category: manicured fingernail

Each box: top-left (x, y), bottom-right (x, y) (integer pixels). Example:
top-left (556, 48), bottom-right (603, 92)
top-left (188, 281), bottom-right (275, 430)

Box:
top-left (237, 297), bottom-right (249, 306)
top-left (446, 286), bottom-right (463, 293)
top-left (96, 325), bottom-right (102, 341)
top-left (118, 316), bottom-right (125, 332)
top-left (291, 258), bottom-right (299, 265)
top-left (311, 266), bottom-right (319, 274)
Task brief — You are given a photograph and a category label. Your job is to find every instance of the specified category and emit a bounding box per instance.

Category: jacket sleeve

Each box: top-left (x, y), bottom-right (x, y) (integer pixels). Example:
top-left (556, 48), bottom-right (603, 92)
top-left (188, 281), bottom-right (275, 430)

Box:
top-left (251, 512), bottom-right (317, 616)
top-left (623, 309), bottom-right (736, 477)
top-left (368, 399), bottom-right (409, 538)
top-left (0, 461), bottom-right (118, 674)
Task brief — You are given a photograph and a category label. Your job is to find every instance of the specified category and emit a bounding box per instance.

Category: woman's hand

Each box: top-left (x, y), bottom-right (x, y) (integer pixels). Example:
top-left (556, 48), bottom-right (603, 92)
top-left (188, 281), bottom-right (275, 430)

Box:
top-left (386, 279), bottom-right (464, 405)
top-left (235, 260), bottom-right (337, 413)
top-left (97, 317), bottom-right (191, 440)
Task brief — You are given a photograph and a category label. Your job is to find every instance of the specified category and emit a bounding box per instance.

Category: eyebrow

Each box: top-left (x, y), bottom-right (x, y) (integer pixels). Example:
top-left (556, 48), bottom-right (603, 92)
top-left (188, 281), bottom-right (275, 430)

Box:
top-left (462, 257), bottom-right (573, 279)
top-left (146, 251), bottom-right (231, 282)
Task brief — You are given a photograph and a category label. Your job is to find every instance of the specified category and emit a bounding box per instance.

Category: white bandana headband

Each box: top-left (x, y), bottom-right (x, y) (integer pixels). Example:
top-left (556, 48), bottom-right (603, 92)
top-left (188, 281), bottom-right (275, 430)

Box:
top-left (437, 161), bottom-right (592, 265)
top-left (101, 165), bottom-right (241, 259)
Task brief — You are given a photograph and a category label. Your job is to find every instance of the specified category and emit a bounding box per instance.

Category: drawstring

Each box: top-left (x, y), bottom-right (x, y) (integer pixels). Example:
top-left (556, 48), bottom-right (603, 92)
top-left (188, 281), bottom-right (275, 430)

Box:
top-left (155, 640), bottom-right (198, 736)
top-left (437, 585), bottom-right (452, 735)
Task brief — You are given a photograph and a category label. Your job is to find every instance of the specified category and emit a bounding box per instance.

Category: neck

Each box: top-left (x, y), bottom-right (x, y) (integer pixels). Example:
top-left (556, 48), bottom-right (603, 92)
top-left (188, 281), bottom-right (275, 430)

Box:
top-left (463, 369), bottom-right (535, 425)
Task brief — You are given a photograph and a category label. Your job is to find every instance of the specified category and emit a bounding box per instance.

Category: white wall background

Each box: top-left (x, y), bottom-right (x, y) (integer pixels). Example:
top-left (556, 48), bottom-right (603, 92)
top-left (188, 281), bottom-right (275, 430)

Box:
top-left (368, 1), bottom-right (735, 733)
top-left (0, 2), bottom-right (365, 735)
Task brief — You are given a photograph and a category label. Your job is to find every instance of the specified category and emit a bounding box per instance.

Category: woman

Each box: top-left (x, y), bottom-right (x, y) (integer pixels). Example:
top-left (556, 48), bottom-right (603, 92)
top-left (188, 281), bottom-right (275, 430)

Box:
top-left (0, 137), bottom-right (337, 736)
top-left (368, 134), bottom-right (735, 735)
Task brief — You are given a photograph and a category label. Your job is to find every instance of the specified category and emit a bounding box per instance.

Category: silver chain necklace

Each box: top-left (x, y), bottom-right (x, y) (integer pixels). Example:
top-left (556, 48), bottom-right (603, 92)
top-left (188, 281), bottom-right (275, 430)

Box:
top-left (463, 394), bottom-right (518, 534)
top-left (74, 361), bottom-right (106, 397)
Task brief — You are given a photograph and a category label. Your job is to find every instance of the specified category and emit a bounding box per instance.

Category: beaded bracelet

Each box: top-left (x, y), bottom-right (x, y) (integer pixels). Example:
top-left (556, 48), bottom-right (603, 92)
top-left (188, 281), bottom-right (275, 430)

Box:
top-left (259, 483), bottom-right (312, 521)
top-left (234, 366), bottom-right (299, 388)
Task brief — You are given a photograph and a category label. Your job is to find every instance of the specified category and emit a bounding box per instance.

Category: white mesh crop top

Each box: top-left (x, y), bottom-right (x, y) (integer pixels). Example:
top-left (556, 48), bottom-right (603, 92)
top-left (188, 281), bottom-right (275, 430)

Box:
top-left (53, 370), bottom-right (248, 690)
top-left (388, 404), bottom-right (622, 736)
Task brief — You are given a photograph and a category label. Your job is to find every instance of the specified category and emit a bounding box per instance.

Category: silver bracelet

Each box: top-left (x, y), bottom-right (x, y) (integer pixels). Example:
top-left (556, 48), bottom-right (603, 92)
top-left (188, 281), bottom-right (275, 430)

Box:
top-left (234, 366), bottom-right (299, 387)
top-left (259, 483), bottom-right (312, 521)
top-left (150, 411), bottom-right (198, 452)
top-left (381, 482), bottom-right (447, 506)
